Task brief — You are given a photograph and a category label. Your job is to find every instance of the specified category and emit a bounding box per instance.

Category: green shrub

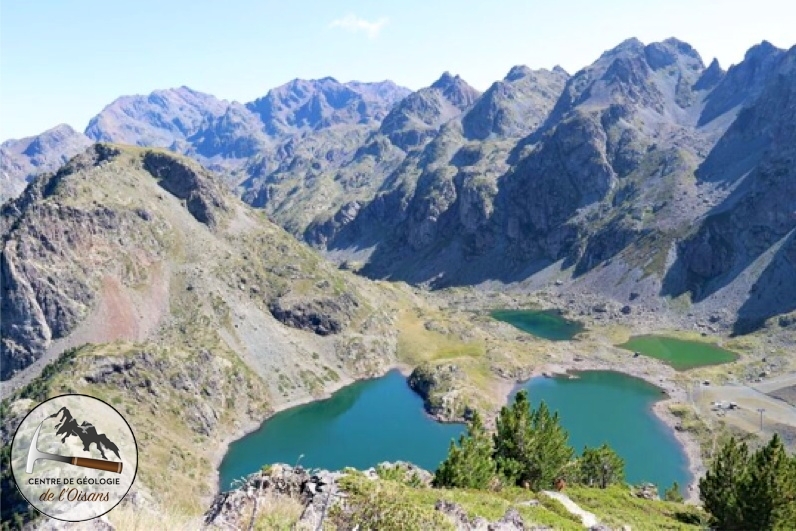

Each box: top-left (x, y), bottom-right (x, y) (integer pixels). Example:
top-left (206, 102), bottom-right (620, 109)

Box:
top-left (435, 411), bottom-right (496, 489)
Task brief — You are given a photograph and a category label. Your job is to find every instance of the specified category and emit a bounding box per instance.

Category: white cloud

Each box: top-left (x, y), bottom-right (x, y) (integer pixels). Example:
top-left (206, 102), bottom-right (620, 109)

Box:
top-left (329, 14), bottom-right (388, 39)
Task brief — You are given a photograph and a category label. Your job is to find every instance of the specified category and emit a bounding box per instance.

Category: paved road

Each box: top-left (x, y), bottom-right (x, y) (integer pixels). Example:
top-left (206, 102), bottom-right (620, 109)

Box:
top-left (752, 373), bottom-right (796, 394)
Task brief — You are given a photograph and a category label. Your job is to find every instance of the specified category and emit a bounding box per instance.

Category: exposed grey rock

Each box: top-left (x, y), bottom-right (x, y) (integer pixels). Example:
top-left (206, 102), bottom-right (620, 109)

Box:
top-left (85, 86), bottom-right (229, 148)
top-left (435, 500), bottom-right (551, 530)
top-left (408, 362), bottom-right (467, 420)
top-left (693, 58), bottom-right (725, 91)
top-left (379, 72), bottom-right (480, 150)
top-left (666, 45), bottom-right (796, 332)
top-left (247, 77), bottom-right (409, 136)
top-left (142, 151), bottom-right (230, 227)
top-left (699, 41), bottom-right (785, 125)
top-left (267, 292), bottom-right (358, 336)
top-left (462, 67), bottom-right (568, 140)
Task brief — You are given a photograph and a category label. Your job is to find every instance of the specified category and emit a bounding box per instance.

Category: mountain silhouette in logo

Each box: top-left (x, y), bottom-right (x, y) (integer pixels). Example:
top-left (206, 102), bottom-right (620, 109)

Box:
top-left (48, 407), bottom-right (121, 461)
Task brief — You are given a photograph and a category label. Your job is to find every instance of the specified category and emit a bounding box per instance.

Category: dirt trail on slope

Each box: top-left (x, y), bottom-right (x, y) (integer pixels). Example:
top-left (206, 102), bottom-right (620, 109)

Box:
top-left (541, 490), bottom-right (598, 528)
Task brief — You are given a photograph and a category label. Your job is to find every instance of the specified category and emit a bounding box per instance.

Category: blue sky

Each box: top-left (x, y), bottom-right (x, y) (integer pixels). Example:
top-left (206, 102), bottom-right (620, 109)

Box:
top-left (1, 0), bottom-right (794, 140)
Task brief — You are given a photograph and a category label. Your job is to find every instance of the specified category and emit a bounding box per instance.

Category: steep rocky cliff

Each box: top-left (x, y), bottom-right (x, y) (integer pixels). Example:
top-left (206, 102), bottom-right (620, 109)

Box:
top-left (665, 46), bottom-right (796, 332)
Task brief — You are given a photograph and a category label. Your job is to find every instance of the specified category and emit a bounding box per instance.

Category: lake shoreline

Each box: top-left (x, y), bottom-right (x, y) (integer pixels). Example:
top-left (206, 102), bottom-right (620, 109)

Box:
top-left (522, 360), bottom-right (705, 503)
top-left (208, 370), bottom-right (364, 493)
top-left (209, 359), bottom-right (704, 504)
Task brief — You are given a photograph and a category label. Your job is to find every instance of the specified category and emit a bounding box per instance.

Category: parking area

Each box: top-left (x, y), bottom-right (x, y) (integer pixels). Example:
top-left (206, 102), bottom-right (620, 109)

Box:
top-left (692, 375), bottom-right (796, 449)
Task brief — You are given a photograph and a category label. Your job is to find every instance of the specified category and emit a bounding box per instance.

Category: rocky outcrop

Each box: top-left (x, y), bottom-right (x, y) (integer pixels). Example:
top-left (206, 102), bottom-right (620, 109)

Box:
top-left (435, 500), bottom-right (550, 530)
top-left (267, 293), bottom-right (359, 336)
top-left (408, 363), bottom-right (472, 421)
top-left (142, 151), bottom-right (230, 227)
top-left (205, 464), bottom-right (546, 531)
top-left (1, 146), bottom-right (172, 379)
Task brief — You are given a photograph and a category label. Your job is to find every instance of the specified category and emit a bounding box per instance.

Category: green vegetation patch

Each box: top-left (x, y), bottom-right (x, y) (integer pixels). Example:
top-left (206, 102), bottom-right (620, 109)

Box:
top-left (566, 486), bottom-right (706, 529)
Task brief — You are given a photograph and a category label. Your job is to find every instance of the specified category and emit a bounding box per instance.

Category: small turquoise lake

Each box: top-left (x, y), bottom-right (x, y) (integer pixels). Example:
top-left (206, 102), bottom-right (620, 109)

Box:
top-left (521, 371), bottom-right (690, 490)
top-left (219, 370), bottom-right (690, 493)
top-left (490, 309), bottom-right (585, 340)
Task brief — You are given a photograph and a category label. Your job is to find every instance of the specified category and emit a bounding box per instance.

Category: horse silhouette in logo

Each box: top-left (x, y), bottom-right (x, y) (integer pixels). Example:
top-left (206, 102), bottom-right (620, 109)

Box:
top-left (48, 407), bottom-right (121, 461)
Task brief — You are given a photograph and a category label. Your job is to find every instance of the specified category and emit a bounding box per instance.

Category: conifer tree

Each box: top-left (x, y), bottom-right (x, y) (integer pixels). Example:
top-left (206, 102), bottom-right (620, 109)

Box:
top-left (434, 411), bottom-right (496, 489)
top-left (701, 434), bottom-right (796, 529)
top-left (493, 390), bottom-right (573, 490)
top-left (700, 437), bottom-right (750, 529)
top-left (740, 434), bottom-right (796, 529)
top-left (578, 444), bottom-right (625, 487)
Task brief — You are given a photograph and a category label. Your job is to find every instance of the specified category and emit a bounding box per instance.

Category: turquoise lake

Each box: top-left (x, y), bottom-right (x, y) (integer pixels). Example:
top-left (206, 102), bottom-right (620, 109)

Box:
top-left (521, 371), bottom-right (691, 491)
top-left (219, 369), bottom-right (690, 493)
top-left (218, 370), bottom-right (464, 490)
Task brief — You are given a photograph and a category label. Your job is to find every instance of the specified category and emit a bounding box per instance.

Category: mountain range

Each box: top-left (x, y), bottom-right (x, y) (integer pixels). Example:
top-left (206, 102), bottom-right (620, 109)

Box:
top-left (3, 37), bottom-right (795, 338)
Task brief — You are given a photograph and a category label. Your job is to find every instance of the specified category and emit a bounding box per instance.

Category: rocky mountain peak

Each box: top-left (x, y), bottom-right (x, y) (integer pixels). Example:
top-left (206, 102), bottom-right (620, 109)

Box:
top-left (746, 40), bottom-right (779, 61)
top-left (600, 37), bottom-right (645, 60)
top-left (662, 37), bottom-right (704, 62)
top-left (84, 86), bottom-right (228, 147)
top-left (430, 72), bottom-right (480, 108)
top-left (462, 66), bottom-right (569, 140)
top-left (644, 38), bottom-right (704, 70)
top-left (505, 65), bottom-right (533, 82)
top-left (21, 124), bottom-right (83, 157)
top-left (547, 36), bottom-right (707, 124)
top-left (378, 74), bottom-right (480, 150)
top-left (693, 58), bottom-right (725, 91)
top-left (430, 71), bottom-right (458, 89)
top-left (699, 41), bottom-right (785, 125)
top-left (247, 77), bottom-right (408, 136)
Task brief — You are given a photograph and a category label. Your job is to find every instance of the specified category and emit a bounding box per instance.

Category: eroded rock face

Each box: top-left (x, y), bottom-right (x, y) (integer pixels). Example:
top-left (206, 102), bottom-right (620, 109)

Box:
top-left (462, 66), bottom-right (569, 140)
top-left (268, 293), bottom-right (359, 336)
top-left (0, 144), bottom-right (239, 380)
top-left (0, 197), bottom-right (158, 379)
top-left (142, 152), bottom-right (229, 227)
top-left (379, 72), bottom-right (480, 151)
